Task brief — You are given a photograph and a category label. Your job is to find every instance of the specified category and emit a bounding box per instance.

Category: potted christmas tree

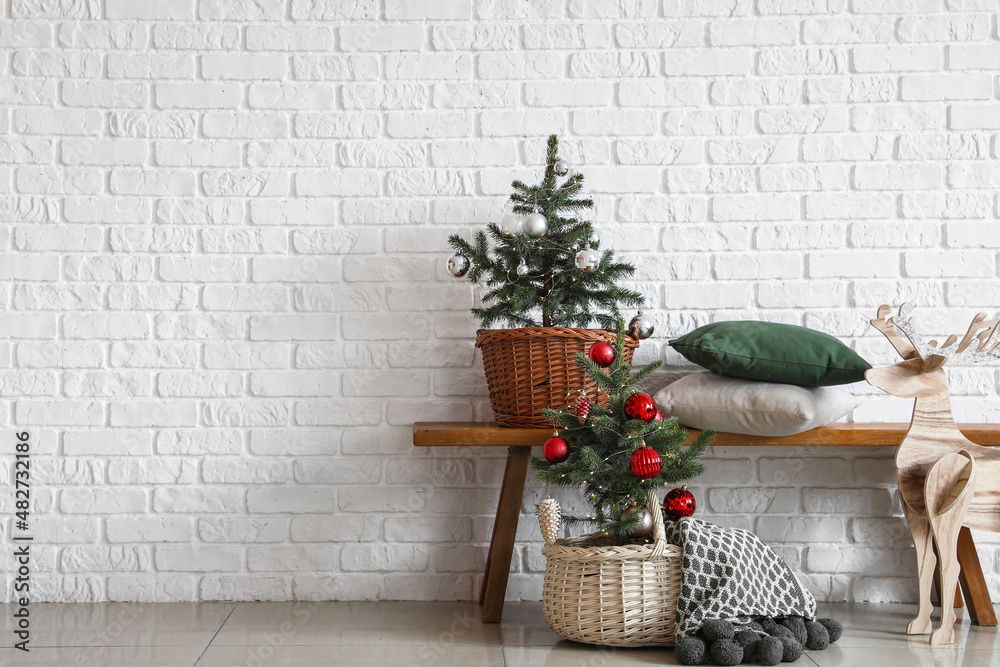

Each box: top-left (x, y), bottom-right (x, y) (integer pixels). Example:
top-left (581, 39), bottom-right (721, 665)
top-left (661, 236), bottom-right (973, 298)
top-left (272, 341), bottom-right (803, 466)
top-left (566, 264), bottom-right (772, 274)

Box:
top-left (533, 321), bottom-right (713, 539)
top-left (532, 322), bottom-right (714, 647)
top-left (447, 134), bottom-right (648, 427)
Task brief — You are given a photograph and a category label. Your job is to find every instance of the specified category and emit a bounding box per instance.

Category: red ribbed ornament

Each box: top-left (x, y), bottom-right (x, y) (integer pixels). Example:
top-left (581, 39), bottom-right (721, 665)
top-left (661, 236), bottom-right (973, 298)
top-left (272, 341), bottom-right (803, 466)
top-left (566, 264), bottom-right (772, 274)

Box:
top-left (629, 446), bottom-right (662, 480)
top-left (663, 486), bottom-right (696, 520)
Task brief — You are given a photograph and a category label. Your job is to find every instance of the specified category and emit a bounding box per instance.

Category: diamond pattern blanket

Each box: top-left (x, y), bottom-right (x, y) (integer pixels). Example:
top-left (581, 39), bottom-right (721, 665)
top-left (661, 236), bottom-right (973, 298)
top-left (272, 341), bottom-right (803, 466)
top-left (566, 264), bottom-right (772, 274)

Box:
top-left (664, 517), bottom-right (817, 638)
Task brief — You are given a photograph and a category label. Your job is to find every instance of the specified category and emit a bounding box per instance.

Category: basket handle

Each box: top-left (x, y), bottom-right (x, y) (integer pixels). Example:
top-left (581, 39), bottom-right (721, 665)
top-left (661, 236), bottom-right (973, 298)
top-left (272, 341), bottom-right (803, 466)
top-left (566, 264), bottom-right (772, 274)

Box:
top-left (645, 488), bottom-right (668, 560)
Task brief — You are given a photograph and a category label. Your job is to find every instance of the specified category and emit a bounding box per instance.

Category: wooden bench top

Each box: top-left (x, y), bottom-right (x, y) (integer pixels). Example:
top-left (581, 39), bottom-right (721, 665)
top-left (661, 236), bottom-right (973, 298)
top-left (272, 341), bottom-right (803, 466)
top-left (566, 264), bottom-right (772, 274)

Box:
top-left (414, 422), bottom-right (1000, 448)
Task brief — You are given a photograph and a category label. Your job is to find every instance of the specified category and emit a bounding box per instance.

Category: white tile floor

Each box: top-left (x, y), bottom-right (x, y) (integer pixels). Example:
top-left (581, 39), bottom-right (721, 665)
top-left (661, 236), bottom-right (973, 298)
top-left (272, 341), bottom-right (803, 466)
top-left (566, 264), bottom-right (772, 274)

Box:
top-left (0, 600), bottom-right (997, 666)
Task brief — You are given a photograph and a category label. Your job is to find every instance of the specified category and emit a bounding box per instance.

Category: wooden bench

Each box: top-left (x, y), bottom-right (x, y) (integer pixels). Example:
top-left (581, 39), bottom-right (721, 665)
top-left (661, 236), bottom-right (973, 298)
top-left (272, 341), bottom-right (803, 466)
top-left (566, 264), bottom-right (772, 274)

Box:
top-left (413, 422), bottom-right (1000, 623)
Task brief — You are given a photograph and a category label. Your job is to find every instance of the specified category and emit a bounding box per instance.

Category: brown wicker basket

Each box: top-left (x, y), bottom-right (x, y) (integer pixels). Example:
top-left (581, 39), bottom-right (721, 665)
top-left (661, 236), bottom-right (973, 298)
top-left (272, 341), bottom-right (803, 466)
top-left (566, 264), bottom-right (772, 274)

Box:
top-left (476, 327), bottom-right (638, 428)
top-left (540, 489), bottom-right (681, 647)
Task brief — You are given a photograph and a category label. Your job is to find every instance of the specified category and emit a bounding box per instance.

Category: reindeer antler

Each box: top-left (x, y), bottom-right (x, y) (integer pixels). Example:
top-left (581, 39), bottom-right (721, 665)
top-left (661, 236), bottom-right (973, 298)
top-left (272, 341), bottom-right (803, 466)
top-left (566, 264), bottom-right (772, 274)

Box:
top-left (939, 312), bottom-right (1000, 364)
top-left (889, 304), bottom-right (1000, 368)
top-left (871, 304), bottom-right (918, 360)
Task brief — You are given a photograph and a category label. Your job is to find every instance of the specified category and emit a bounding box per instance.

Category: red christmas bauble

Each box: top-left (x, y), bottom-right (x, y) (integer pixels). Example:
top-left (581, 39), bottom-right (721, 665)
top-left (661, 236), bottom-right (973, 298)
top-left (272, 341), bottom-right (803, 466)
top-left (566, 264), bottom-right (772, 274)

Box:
top-left (629, 446), bottom-right (662, 480)
top-left (588, 341), bottom-right (615, 368)
top-left (654, 410), bottom-right (664, 422)
top-left (663, 486), bottom-right (696, 521)
top-left (624, 393), bottom-right (657, 421)
top-left (573, 392), bottom-right (592, 425)
top-left (543, 436), bottom-right (570, 463)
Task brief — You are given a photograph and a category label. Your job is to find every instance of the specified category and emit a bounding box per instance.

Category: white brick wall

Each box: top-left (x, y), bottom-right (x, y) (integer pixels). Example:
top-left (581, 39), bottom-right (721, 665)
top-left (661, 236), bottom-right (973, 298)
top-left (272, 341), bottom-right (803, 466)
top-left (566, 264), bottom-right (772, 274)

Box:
top-left (2, 0), bottom-right (1000, 604)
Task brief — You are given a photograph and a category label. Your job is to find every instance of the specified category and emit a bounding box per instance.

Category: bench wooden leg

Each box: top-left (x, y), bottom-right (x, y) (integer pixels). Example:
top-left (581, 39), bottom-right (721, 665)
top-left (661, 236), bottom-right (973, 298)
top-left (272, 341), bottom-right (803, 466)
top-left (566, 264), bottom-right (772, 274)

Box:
top-left (956, 527), bottom-right (997, 626)
top-left (479, 445), bottom-right (531, 623)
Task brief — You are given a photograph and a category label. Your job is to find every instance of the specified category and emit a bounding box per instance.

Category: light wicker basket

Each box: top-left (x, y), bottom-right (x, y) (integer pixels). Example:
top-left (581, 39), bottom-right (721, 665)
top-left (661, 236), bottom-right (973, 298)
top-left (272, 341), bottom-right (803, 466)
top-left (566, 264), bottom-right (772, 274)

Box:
top-left (476, 327), bottom-right (638, 428)
top-left (540, 489), bottom-right (682, 647)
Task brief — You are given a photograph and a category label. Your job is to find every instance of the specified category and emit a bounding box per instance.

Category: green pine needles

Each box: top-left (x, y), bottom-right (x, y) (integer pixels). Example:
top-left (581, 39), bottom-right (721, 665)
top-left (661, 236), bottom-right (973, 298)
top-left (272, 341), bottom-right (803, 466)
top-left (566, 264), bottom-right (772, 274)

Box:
top-left (448, 134), bottom-right (644, 329)
top-left (532, 322), bottom-right (715, 539)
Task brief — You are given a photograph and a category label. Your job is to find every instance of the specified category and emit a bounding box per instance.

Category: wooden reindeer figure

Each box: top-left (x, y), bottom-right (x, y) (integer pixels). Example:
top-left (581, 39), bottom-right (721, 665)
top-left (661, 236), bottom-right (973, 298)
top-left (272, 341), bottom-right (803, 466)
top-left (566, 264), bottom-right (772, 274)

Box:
top-left (866, 303), bottom-right (1000, 645)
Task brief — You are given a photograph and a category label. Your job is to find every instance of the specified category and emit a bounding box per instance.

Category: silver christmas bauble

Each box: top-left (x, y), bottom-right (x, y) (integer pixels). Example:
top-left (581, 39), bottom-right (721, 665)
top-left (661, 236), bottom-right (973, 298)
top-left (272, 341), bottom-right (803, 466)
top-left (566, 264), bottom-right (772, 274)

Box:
top-left (500, 213), bottom-right (522, 235)
top-left (516, 259), bottom-right (529, 276)
top-left (575, 244), bottom-right (599, 273)
top-left (554, 159), bottom-right (570, 176)
top-left (446, 254), bottom-right (469, 278)
top-left (590, 225), bottom-right (608, 249)
top-left (629, 311), bottom-right (655, 340)
top-left (523, 212), bottom-right (548, 238)
top-left (590, 228), bottom-right (602, 248)
top-left (622, 504), bottom-right (654, 538)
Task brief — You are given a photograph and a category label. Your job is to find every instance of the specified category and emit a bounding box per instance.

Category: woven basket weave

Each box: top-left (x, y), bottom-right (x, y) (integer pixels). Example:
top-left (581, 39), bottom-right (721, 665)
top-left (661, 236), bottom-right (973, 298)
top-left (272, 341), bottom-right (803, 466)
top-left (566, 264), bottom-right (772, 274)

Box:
top-left (540, 489), bottom-right (681, 647)
top-left (476, 327), bottom-right (638, 428)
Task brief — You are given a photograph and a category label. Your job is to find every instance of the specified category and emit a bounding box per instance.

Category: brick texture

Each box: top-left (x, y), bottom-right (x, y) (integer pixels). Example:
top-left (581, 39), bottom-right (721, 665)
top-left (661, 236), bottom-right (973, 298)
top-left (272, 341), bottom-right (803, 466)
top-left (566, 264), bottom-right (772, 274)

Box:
top-left (2, 1), bottom-right (999, 605)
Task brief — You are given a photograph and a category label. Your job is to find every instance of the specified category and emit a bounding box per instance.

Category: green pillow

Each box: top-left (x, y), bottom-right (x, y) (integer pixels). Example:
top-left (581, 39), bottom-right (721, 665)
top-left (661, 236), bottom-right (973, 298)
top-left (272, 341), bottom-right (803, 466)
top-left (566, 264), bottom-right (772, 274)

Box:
top-left (669, 321), bottom-right (871, 387)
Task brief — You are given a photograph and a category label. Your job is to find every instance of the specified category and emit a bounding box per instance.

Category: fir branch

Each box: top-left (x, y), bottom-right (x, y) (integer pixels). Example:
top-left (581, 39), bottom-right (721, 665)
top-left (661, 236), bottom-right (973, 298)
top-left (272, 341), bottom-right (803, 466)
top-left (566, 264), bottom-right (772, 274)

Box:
top-left (629, 360), bottom-right (664, 386)
top-left (677, 429), bottom-right (714, 469)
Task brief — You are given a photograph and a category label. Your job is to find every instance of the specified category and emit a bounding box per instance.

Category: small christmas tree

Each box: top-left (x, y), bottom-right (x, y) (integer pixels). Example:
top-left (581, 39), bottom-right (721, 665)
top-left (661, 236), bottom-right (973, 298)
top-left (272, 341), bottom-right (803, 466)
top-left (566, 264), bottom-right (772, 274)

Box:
top-left (532, 322), bottom-right (715, 538)
top-left (447, 134), bottom-right (644, 329)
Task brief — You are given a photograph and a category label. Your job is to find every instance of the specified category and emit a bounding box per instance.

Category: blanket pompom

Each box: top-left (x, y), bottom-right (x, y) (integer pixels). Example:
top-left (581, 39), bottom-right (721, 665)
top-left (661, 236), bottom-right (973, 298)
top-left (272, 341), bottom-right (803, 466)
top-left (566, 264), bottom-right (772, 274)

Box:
top-left (675, 636), bottom-right (707, 665)
top-left (805, 621), bottom-right (829, 650)
top-left (779, 636), bottom-right (803, 663)
top-left (818, 618), bottom-right (843, 643)
top-left (756, 636), bottom-right (783, 666)
top-left (759, 618), bottom-right (781, 635)
top-left (702, 619), bottom-right (736, 642)
top-left (770, 624), bottom-right (796, 643)
top-left (709, 638), bottom-right (743, 666)
top-left (780, 617), bottom-right (807, 645)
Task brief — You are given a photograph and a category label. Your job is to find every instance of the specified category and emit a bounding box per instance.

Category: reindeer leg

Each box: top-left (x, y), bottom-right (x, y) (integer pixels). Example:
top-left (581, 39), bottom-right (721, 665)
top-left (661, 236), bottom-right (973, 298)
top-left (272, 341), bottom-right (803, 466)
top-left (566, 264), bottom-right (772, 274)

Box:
top-left (902, 500), bottom-right (935, 635)
top-left (929, 515), bottom-right (966, 645)
top-left (923, 452), bottom-right (976, 646)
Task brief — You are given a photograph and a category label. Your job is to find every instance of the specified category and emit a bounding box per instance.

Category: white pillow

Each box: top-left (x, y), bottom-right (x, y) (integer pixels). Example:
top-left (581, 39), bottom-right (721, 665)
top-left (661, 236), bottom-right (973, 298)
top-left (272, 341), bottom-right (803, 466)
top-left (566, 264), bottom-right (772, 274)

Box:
top-left (653, 372), bottom-right (861, 437)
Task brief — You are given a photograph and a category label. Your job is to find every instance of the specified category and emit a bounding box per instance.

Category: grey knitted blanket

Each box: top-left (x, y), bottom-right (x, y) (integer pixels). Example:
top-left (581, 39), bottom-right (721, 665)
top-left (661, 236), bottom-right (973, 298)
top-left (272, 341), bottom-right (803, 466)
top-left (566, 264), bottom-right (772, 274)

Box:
top-left (664, 517), bottom-right (817, 638)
